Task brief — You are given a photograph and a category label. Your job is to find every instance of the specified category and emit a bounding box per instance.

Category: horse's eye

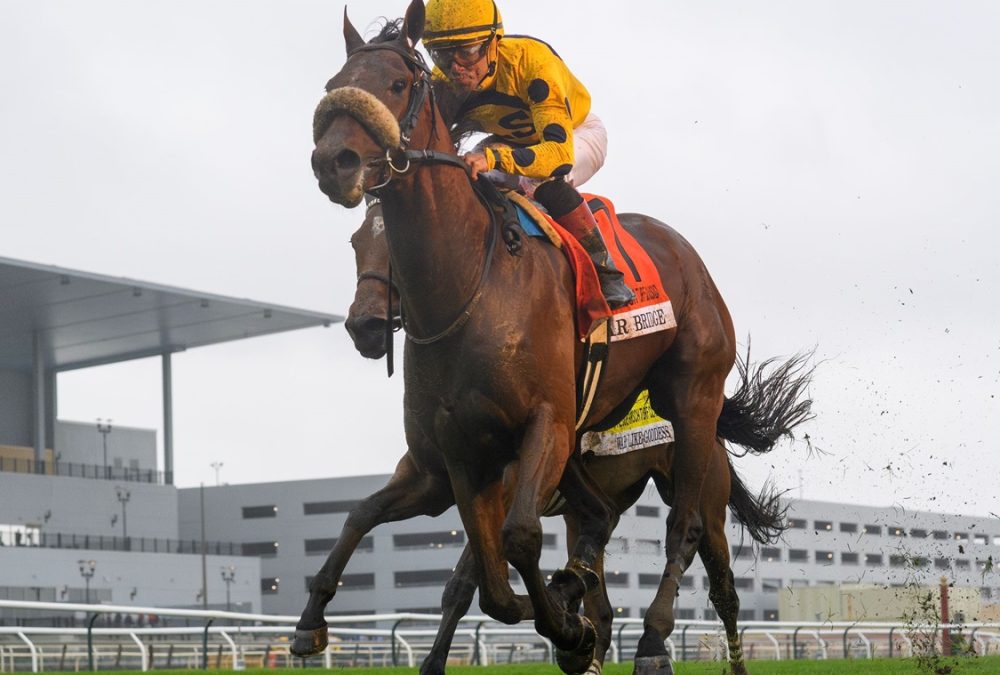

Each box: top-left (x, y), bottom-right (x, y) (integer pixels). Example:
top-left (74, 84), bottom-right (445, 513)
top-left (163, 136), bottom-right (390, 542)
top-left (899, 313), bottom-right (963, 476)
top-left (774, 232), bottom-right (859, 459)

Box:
top-left (391, 79), bottom-right (407, 94)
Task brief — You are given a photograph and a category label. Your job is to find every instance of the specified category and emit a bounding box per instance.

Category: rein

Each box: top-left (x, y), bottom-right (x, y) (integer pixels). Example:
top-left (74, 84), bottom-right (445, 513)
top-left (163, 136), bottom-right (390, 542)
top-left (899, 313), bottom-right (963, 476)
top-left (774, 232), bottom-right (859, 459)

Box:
top-left (334, 39), bottom-right (505, 350)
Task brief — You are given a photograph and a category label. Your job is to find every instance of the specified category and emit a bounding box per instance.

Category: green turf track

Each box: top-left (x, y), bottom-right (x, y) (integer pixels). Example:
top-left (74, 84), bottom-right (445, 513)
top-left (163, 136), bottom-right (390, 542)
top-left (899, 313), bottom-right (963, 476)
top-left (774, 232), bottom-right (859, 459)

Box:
top-left (106, 654), bottom-right (1000, 674)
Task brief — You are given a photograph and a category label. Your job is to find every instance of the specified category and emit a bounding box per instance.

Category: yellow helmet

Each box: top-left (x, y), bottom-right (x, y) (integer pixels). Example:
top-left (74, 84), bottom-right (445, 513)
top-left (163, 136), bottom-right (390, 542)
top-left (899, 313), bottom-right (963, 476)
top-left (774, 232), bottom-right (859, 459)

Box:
top-left (423, 0), bottom-right (504, 49)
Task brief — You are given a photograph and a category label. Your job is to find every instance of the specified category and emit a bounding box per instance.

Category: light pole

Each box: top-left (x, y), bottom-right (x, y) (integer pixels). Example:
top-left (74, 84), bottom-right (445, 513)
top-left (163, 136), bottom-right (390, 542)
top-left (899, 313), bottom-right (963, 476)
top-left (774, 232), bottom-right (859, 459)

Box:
top-left (210, 461), bottom-right (223, 486)
top-left (78, 559), bottom-right (96, 604)
top-left (115, 486), bottom-right (131, 539)
top-left (220, 565), bottom-right (236, 611)
top-left (96, 419), bottom-right (113, 478)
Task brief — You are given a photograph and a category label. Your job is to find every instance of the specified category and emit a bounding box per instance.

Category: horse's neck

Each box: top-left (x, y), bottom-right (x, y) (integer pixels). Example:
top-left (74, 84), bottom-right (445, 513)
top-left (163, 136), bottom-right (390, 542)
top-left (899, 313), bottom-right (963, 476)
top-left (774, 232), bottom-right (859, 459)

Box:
top-left (381, 160), bottom-right (490, 338)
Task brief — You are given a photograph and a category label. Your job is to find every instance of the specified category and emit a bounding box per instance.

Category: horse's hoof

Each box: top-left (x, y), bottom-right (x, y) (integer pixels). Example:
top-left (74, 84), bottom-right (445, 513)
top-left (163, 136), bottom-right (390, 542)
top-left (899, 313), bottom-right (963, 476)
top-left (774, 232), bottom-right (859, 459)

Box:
top-left (289, 626), bottom-right (328, 657)
top-left (632, 653), bottom-right (674, 675)
top-left (555, 617), bottom-right (597, 675)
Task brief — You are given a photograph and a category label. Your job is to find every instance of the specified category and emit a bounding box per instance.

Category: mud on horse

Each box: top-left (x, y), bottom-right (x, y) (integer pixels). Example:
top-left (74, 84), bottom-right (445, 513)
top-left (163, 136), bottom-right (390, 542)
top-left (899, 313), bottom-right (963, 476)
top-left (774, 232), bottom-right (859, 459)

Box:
top-left (342, 202), bottom-right (813, 675)
top-left (299, 1), bottom-right (795, 673)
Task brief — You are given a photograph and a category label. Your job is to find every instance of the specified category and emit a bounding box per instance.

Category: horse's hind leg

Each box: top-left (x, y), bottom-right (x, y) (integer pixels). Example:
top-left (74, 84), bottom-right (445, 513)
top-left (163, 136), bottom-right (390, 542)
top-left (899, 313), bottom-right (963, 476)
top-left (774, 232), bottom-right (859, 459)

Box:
top-left (420, 544), bottom-right (478, 675)
top-left (699, 485), bottom-right (749, 675)
top-left (291, 452), bottom-right (454, 657)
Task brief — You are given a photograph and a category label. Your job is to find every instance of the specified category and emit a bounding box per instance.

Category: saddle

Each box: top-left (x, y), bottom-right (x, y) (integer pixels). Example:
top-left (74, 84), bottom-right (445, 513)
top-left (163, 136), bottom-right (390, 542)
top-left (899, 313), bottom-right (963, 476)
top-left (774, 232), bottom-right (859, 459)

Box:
top-left (473, 178), bottom-right (676, 429)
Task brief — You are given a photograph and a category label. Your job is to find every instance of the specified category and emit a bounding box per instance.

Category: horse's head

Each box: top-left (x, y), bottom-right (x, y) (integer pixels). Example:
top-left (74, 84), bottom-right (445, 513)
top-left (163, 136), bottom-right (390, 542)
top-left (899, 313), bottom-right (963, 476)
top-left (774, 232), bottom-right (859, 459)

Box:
top-left (345, 201), bottom-right (401, 359)
top-left (311, 0), bottom-right (429, 207)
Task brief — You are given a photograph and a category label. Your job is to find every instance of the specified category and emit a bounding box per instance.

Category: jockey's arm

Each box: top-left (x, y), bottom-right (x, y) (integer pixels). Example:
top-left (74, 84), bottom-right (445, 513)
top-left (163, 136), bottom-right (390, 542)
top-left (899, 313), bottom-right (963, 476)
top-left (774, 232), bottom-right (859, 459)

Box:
top-left (483, 63), bottom-right (576, 180)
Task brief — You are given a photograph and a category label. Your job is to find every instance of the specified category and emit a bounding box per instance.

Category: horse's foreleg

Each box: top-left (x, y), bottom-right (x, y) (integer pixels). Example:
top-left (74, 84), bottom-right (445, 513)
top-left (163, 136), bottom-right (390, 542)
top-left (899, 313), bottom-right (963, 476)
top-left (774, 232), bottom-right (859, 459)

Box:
top-left (501, 403), bottom-right (593, 667)
top-left (549, 454), bottom-right (615, 609)
top-left (447, 466), bottom-right (533, 625)
top-left (562, 515), bottom-right (613, 675)
top-left (419, 544), bottom-right (478, 675)
top-left (292, 452), bottom-right (453, 657)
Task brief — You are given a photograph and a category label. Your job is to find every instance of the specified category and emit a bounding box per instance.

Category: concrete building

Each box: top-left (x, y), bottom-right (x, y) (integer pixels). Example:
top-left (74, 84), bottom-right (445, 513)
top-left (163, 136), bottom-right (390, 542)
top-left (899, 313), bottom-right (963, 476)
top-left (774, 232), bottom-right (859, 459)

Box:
top-left (0, 256), bottom-right (340, 619)
top-left (179, 475), bottom-right (1000, 623)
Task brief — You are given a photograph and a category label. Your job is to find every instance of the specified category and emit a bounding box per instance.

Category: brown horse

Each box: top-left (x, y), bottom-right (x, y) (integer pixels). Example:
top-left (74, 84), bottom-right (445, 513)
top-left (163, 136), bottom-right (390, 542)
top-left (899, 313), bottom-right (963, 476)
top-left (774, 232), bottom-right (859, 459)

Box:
top-left (344, 203), bottom-right (809, 675)
top-left (300, 2), bottom-right (805, 672)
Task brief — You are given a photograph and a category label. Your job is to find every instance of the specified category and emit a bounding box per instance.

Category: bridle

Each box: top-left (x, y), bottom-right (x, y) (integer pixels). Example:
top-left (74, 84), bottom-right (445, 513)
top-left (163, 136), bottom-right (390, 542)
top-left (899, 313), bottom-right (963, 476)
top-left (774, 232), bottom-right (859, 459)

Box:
top-left (330, 38), bottom-right (503, 354)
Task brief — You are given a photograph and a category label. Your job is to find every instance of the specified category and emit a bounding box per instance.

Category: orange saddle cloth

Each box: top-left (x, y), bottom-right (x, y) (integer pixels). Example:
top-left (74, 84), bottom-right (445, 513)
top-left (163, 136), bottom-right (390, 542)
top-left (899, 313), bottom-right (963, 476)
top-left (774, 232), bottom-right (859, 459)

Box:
top-left (508, 192), bottom-right (676, 341)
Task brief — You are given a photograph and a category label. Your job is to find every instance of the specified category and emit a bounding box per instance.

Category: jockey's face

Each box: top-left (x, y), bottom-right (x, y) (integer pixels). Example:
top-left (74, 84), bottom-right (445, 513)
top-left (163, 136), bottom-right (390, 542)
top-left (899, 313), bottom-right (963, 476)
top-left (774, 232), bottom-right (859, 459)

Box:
top-left (438, 39), bottom-right (492, 91)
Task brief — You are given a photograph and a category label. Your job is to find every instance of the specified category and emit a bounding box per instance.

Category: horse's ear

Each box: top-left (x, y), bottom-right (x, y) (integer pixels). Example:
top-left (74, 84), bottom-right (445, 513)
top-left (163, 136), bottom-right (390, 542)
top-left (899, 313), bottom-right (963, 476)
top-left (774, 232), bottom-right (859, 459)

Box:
top-left (400, 0), bottom-right (425, 48)
top-left (343, 7), bottom-right (365, 54)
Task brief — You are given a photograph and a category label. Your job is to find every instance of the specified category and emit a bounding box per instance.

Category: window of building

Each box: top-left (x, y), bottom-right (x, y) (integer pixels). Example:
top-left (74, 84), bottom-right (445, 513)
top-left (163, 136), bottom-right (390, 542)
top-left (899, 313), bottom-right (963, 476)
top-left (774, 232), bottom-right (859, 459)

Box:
top-left (935, 557), bottom-right (950, 570)
top-left (731, 545), bottom-right (753, 560)
top-left (636, 539), bottom-right (662, 555)
top-left (864, 524), bottom-right (881, 535)
top-left (994, 535), bottom-right (1000, 546)
top-left (541, 533), bottom-right (557, 549)
top-left (703, 576), bottom-right (712, 590)
top-left (840, 522), bottom-right (858, 534)
top-left (865, 553), bottom-right (883, 566)
top-left (338, 573), bottom-right (375, 591)
top-left (982, 587), bottom-right (993, 600)
top-left (789, 549), bottom-right (808, 562)
top-left (890, 527), bottom-right (906, 537)
top-left (304, 536), bottom-right (373, 556)
top-left (762, 578), bottom-right (782, 593)
top-left (636, 505), bottom-right (660, 518)
top-left (910, 528), bottom-right (928, 539)
top-left (788, 518), bottom-right (807, 529)
top-left (789, 579), bottom-right (810, 587)
top-left (605, 572), bottom-right (629, 587)
top-left (303, 500), bottom-right (360, 515)
top-left (974, 534), bottom-right (988, 546)
top-left (954, 532), bottom-right (969, 542)
top-left (241, 505), bottom-right (277, 519)
top-left (392, 531), bottom-right (465, 550)
top-left (817, 551), bottom-right (835, 564)
top-left (705, 609), bottom-right (719, 620)
top-left (764, 609), bottom-right (779, 621)
top-left (676, 608), bottom-right (695, 620)
top-left (738, 609), bottom-right (755, 621)
top-left (614, 607), bottom-right (632, 617)
top-left (933, 530), bottom-right (949, 540)
top-left (394, 569), bottom-right (453, 588)
top-left (761, 547), bottom-right (781, 562)
top-left (976, 559), bottom-right (990, 571)
top-left (242, 541), bottom-right (279, 557)
top-left (841, 552), bottom-right (859, 565)
top-left (734, 578), bottom-right (754, 591)
top-left (0, 525), bottom-right (40, 547)
top-left (261, 577), bottom-right (280, 594)
top-left (639, 573), bottom-right (660, 588)
top-left (913, 557), bottom-right (929, 568)
top-left (607, 537), bottom-right (628, 555)
top-left (679, 576), bottom-right (694, 589)
top-left (889, 555), bottom-right (907, 568)
top-left (815, 520), bottom-right (833, 532)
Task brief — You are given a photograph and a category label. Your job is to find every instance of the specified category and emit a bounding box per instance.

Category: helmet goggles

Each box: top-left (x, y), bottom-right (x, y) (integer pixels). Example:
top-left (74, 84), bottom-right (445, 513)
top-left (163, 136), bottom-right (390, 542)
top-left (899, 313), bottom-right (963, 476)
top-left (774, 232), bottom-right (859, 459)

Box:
top-left (429, 38), bottom-right (491, 71)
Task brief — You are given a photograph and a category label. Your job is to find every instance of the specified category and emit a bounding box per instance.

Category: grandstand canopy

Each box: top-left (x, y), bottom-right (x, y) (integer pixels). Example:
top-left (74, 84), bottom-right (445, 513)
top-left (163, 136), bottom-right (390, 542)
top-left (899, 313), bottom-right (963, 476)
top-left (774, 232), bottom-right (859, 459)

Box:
top-left (0, 255), bottom-right (342, 372)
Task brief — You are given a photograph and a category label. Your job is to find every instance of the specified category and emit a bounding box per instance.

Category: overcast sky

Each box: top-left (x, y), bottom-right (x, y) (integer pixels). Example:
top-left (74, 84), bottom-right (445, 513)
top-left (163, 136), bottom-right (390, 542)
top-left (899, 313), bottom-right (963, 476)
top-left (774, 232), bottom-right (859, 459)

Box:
top-left (2, 1), bottom-right (997, 518)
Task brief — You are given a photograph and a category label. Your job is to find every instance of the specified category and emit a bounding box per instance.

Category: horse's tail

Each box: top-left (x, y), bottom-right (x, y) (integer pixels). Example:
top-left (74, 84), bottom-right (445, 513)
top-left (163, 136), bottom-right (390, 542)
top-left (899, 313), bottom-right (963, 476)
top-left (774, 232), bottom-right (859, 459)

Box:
top-left (726, 459), bottom-right (788, 544)
top-left (716, 346), bottom-right (814, 544)
top-left (716, 348), bottom-right (815, 455)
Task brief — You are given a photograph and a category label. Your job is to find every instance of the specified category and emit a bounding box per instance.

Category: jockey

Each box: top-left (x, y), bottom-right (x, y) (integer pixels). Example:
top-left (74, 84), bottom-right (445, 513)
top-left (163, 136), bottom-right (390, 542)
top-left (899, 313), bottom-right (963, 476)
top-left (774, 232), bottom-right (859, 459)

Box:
top-left (423, 0), bottom-right (635, 309)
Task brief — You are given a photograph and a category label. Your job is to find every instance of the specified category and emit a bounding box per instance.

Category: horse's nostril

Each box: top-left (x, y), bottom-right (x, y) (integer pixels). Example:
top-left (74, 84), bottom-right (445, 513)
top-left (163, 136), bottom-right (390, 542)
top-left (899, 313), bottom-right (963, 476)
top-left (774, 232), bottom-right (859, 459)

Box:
top-left (335, 149), bottom-right (361, 174)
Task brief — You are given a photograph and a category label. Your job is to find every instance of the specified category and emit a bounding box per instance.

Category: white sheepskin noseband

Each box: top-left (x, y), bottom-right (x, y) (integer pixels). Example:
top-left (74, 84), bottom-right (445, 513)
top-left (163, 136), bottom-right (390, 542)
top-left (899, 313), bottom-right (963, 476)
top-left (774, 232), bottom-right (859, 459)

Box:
top-left (313, 86), bottom-right (402, 149)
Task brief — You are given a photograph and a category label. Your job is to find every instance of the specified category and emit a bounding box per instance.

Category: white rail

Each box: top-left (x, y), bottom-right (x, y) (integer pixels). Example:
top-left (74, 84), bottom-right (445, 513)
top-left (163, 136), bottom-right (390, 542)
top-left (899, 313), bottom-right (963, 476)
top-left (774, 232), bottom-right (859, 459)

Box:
top-left (1, 600), bottom-right (998, 671)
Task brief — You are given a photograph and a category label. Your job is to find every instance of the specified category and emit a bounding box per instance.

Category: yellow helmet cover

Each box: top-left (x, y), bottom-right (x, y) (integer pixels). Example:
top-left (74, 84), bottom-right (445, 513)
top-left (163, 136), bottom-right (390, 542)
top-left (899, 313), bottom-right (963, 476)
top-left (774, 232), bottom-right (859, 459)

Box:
top-left (424, 0), bottom-right (504, 48)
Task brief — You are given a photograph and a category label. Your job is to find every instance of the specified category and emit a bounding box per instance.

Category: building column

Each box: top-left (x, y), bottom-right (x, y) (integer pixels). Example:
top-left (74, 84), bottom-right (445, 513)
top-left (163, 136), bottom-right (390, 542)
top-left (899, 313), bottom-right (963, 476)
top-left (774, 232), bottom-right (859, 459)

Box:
top-left (32, 332), bottom-right (46, 467)
top-left (162, 352), bottom-right (174, 484)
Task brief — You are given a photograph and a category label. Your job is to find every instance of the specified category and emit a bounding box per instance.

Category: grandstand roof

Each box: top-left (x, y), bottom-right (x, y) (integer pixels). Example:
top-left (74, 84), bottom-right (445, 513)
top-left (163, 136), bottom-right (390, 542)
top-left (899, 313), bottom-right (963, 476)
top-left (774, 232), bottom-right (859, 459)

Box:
top-left (0, 256), bottom-right (341, 372)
